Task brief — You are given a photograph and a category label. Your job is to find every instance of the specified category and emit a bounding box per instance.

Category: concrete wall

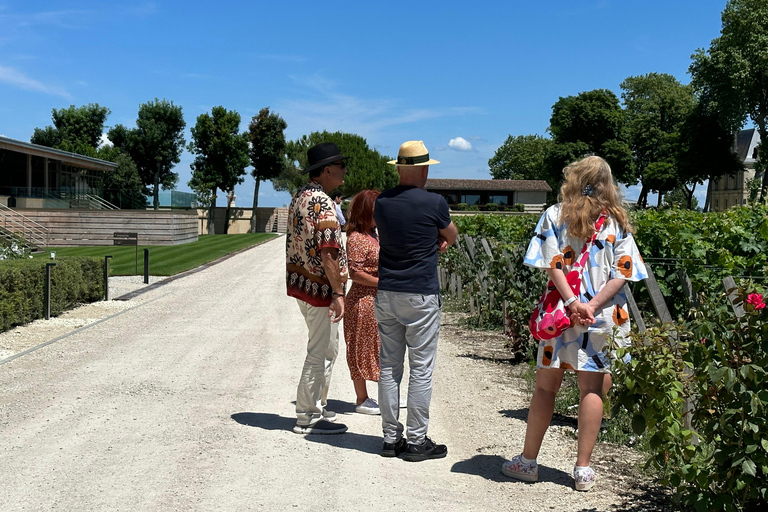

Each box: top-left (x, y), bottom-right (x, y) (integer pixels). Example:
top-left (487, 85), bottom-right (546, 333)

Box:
top-left (197, 207), bottom-right (289, 235)
top-left (16, 209), bottom-right (198, 247)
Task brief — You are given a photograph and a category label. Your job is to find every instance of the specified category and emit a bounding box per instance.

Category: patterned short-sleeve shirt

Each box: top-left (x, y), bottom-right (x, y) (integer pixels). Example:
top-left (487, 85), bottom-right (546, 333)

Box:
top-left (286, 181), bottom-right (348, 307)
top-left (524, 204), bottom-right (647, 372)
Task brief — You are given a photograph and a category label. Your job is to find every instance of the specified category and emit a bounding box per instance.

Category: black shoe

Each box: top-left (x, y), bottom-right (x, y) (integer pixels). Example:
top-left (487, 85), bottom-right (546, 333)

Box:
top-left (380, 437), bottom-right (407, 458)
top-left (293, 420), bottom-right (347, 435)
top-left (402, 437), bottom-right (447, 462)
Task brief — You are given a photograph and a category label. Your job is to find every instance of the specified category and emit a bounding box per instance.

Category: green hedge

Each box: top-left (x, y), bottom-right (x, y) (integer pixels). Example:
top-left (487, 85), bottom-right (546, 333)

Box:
top-left (0, 257), bottom-right (104, 332)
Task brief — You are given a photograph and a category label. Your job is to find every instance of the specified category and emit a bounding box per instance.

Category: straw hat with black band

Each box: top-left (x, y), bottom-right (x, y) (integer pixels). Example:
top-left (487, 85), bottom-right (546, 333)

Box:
top-left (388, 140), bottom-right (440, 167)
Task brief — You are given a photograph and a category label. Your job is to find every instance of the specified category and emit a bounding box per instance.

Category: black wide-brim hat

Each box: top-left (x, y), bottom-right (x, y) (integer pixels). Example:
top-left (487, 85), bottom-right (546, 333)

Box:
top-left (303, 142), bottom-right (350, 173)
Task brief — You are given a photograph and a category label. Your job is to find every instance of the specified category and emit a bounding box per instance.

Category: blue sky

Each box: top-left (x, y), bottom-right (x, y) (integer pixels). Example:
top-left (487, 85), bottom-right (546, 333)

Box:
top-left (0, 1), bottom-right (730, 207)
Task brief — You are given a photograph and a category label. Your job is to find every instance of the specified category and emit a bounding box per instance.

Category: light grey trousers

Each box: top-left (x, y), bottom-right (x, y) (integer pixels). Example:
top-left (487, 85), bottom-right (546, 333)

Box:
top-left (375, 290), bottom-right (442, 444)
top-left (295, 299), bottom-right (339, 427)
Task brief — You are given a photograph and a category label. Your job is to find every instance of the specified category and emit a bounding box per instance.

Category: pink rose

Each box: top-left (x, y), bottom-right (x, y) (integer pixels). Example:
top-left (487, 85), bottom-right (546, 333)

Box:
top-left (746, 293), bottom-right (766, 310)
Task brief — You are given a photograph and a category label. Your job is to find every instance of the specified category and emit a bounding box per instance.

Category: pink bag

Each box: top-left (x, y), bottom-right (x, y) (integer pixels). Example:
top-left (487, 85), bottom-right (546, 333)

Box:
top-left (529, 215), bottom-right (605, 341)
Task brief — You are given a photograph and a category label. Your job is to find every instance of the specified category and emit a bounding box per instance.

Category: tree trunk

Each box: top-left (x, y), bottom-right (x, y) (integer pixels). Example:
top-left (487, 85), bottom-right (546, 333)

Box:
top-left (250, 179), bottom-right (261, 233)
top-left (656, 192), bottom-right (663, 208)
top-left (757, 121), bottom-right (768, 203)
top-left (223, 190), bottom-right (232, 235)
top-left (207, 188), bottom-right (216, 235)
top-left (704, 177), bottom-right (713, 212)
top-left (685, 183), bottom-right (696, 210)
top-left (637, 185), bottom-right (648, 209)
top-left (153, 171), bottom-right (160, 211)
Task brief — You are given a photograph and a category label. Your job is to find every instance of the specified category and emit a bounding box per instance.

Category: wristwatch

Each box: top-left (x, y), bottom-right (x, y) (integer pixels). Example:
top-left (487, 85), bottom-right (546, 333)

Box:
top-left (563, 295), bottom-right (578, 307)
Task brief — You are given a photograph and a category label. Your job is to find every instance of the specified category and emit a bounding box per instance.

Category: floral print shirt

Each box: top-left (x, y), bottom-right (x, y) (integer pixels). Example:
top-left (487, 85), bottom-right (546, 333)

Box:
top-left (286, 181), bottom-right (348, 307)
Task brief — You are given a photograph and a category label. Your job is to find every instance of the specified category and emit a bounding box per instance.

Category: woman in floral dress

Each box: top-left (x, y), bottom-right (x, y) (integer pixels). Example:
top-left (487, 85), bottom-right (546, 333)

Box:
top-left (502, 156), bottom-right (647, 491)
top-left (343, 190), bottom-right (382, 415)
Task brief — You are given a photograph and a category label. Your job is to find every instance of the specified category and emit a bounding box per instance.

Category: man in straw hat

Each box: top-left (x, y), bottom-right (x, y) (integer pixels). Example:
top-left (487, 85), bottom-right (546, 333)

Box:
top-left (373, 140), bottom-right (458, 460)
top-left (286, 142), bottom-right (350, 435)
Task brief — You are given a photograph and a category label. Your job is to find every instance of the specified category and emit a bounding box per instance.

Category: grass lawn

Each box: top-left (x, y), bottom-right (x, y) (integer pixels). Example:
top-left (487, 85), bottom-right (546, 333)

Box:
top-left (34, 233), bottom-right (278, 276)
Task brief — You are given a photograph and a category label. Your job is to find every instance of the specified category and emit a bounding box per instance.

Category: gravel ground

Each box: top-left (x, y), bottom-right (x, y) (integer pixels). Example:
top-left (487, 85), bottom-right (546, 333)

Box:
top-left (0, 237), bottom-right (672, 511)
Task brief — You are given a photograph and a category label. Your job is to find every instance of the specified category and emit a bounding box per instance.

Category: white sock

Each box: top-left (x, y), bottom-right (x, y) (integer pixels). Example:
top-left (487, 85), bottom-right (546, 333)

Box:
top-left (574, 465), bottom-right (591, 472)
top-left (521, 455), bottom-right (536, 465)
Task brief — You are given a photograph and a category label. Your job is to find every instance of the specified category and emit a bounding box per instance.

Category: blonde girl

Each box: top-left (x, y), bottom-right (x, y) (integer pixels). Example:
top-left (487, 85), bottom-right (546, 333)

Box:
top-left (502, 155), bottom-right (647, 491)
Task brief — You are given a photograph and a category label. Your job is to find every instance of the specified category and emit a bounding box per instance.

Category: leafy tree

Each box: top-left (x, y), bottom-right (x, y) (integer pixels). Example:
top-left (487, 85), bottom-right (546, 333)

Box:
top-left (248, 107), bottom-right (287, 232)
top-left (31, 103), bottom-right (110, 153)
top-left (690, 0), bottom-right (768, 199)
top-left (662, 187), bottom-right (699, 210)
top-left (620, 73), bottom-right (696, 207)
top-left (97, 147), bottom-right (147, 209)
top-left (108, 98), bottom-right (186, 210)
top-left (548, 89), bottom-right (635, 187)
top-left (188, 106), bottom-right (250, 234)
top-left (275, 131), bottom-right (397, 197)
top-left (30, 104), bottom-right (145, 208)
top-left (488, 135), bottom-right (557, 196)
top-left (677, 100), bottom-right (744, 211)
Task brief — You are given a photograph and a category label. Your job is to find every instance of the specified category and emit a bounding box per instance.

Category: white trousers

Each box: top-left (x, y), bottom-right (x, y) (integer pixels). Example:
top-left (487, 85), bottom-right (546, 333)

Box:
top-left (295, 300), bottom-right (339, 426)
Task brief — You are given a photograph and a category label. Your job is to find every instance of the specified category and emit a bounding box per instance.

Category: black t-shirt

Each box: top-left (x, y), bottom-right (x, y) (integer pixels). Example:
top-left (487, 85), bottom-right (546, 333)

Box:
top-left (374, 185), bottom-right (451, 295)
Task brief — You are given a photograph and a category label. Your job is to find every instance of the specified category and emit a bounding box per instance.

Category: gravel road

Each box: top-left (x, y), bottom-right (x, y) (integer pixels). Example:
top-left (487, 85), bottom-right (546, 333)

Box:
top-left (0, 236), bottom-right (668, 511)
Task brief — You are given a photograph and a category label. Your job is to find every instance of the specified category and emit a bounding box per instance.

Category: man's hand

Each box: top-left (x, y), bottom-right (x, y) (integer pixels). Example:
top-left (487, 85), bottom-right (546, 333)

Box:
top-left (437, 236), bottom-right (449, 253)
top-left (329, 295), bottom-right (344, 322)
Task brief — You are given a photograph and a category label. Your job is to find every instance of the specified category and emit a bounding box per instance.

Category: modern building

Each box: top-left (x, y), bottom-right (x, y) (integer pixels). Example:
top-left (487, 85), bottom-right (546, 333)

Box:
top-left (425, 178), bottom-right (551, 212)
top-left (710, 128), bottom-right (761, 211)
top-left (1, 135), bottom-right (197, 247)
top-left (1, 135), bottom-right (118, 209)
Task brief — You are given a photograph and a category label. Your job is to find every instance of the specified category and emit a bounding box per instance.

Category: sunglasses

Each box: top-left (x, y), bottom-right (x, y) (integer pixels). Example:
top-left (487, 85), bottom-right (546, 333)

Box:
top-left (331, 161), bottom-right (347, 169)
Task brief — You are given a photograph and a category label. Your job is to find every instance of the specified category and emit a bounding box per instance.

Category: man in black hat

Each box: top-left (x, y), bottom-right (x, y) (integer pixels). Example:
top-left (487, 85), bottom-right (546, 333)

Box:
top-left (286, 142), bottom-right (350, 435)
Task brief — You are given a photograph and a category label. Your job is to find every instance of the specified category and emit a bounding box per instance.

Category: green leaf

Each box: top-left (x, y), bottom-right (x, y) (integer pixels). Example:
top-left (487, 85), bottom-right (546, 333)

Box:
top-left (742, 459), bottom-right (757, 477)
top-left (762, 438), bottom-right (768, 452)
top-left (632, 414), bottom-right (647, 435)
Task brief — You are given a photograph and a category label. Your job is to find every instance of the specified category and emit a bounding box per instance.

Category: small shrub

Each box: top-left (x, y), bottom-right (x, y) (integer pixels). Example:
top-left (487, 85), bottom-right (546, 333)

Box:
top-left (0, 257), bottom-right (103, 332)
top-left (485, 202), bottom-right (499, 211)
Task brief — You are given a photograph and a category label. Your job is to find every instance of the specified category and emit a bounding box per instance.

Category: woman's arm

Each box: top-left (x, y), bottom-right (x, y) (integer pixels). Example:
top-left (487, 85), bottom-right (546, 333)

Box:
top-left (545, 268), bottom-right (625, 325)
top-left (349, 268), bottom-right (378, 287)
top-left (571, 277), bottom-right (626, 325)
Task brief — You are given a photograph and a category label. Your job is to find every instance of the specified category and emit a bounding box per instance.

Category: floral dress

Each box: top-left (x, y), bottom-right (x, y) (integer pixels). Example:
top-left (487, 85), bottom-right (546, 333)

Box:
top-left (524, 204), bottom-right (648, 373)
top-left (344, 231), bottom-right (380, 381)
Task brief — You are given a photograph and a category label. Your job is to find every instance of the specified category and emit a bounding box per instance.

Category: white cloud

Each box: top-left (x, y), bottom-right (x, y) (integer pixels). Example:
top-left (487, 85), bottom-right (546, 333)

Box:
top-left (0, 64), bottom-right (71, 98)
top-left (448, 137), bottom-right (473, 152)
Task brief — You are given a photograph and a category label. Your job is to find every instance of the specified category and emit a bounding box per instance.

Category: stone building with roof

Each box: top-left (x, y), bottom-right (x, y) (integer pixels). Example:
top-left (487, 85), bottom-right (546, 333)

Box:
top-left (710, 128), bottom-right (761, 211)
top-left (425, 178), bottom-right (551, 212)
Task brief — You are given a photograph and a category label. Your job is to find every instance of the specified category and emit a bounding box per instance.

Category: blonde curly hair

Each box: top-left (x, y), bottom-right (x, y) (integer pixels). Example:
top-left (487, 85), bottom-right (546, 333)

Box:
top-left (558, 155), bottom-right (633, 240)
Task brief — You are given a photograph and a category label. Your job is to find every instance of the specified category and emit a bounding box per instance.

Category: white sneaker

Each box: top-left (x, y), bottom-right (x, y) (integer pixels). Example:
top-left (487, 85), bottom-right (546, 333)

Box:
top-left (574, 466), bottom-right (596, 491)
top-left (501, 455), bottom-right (538, 482)
top-left (322, 409), bottom-right (337, 422)
top-left (355, 397), bottom-right (380, 415)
